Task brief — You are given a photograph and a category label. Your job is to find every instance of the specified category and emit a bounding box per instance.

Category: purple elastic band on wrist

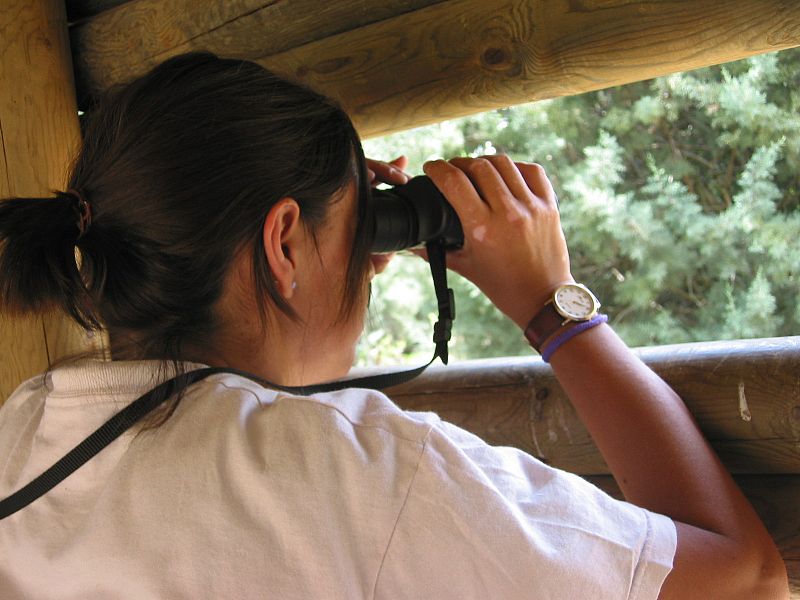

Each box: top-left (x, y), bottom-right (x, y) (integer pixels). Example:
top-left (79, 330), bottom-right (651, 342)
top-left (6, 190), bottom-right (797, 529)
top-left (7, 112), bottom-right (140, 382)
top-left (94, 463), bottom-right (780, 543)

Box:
top-left (541, 313), bottom-right (608, 363)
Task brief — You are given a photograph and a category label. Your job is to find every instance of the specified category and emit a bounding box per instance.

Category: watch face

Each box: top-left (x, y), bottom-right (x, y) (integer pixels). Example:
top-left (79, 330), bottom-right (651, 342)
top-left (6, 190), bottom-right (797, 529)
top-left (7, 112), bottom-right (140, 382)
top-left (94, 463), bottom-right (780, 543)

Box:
top-left (554, 284), bottom-right (599, 320)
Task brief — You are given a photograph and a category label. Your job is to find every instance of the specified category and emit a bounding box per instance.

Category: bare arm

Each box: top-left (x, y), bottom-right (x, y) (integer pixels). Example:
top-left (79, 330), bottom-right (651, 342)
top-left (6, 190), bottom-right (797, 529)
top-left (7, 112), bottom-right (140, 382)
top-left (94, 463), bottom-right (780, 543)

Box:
top-left (550, 325), bottom-right (788, 599)
top-left (423, 155), bottom-right (789, 600)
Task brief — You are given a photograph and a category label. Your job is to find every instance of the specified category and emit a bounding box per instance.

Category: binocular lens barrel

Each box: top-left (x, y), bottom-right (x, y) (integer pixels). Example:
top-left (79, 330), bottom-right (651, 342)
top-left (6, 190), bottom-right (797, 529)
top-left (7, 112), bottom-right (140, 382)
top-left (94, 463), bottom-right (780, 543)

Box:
top-left (369, 176), bottom-right (464, 252)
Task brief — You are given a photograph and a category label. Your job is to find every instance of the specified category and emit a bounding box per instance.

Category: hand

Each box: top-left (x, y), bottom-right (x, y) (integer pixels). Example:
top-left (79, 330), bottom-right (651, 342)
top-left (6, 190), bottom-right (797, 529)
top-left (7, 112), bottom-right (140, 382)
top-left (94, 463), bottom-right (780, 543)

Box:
top-left (365, 156), bottom-right (409, 276)
top-left (422, 156), bottom-right (574, 329)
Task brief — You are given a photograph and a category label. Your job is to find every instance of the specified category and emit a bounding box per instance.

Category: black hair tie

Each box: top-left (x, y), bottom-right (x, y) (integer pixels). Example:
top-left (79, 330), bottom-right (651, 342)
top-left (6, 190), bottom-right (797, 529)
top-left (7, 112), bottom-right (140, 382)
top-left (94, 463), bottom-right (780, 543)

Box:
top-left (65, 188), bottom-right (92, 239)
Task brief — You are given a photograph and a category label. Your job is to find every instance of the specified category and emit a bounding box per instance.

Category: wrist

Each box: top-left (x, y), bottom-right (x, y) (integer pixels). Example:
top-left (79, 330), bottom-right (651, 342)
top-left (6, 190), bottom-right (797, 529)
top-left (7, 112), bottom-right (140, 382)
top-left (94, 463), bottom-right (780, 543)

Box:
top-left (512, 277), bottom-right (576, 329)
top-left (540, 314), bottom-right (608, 362)
top-left (521, 282), bottom-right (602, 356)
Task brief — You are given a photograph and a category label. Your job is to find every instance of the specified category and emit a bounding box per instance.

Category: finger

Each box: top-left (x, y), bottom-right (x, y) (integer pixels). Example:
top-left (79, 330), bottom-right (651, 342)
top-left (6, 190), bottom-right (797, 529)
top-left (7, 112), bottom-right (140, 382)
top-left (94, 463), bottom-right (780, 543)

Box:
top-left (423, 159), bottom-right (489, 229)
top-left (448, 157), bottom-right (514, 214)
top-left (482, 155), bottom-right (537, 206)
top-left (367, 168), bottom-right (377, 187)
top-left (516, 162), bottom-right (558, 210)
top-left (366, 158), bottom-right (409, 185)
top-left (389, 155), bottom-right (409, 174)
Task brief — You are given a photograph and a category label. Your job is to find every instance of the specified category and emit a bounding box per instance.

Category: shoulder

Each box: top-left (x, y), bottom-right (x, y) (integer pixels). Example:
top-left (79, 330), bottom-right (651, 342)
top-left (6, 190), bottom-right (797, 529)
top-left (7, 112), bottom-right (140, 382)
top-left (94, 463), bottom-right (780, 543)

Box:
top-left (183, 371), bottom-right (441, 447)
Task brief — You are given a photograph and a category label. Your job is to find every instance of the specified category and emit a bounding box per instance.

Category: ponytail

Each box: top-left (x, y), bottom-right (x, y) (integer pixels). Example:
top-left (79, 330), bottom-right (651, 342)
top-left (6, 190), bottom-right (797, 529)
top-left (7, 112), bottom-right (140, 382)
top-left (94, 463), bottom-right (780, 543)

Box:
top-left (0, 193), bottom-right (100, 330)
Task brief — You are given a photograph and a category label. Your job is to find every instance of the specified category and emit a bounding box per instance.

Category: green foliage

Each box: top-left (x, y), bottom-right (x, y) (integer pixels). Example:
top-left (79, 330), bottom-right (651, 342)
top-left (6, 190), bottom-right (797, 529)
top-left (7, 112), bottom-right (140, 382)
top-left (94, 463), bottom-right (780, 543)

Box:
top-left (358, 48), bottom-right (800, 364)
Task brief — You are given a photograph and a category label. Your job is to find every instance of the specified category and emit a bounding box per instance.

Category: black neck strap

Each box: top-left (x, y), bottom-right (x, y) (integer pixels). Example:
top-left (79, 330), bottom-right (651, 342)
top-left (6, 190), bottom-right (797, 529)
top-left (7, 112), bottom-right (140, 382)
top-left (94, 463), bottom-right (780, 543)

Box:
top-left (0, 242), bottom-right (455, 520)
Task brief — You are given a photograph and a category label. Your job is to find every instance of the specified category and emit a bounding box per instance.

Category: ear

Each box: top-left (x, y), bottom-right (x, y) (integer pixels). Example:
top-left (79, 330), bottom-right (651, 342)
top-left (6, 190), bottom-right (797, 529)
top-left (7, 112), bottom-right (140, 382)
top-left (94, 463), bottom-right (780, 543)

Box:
top-left (262, 198), bottom-right (302, 299)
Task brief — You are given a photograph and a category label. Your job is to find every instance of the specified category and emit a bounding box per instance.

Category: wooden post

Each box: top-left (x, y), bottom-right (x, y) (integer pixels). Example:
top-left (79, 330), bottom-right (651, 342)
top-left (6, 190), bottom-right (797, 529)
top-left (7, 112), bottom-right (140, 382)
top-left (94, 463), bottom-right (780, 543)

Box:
top-left (0, 0), bottom-right (95, 402)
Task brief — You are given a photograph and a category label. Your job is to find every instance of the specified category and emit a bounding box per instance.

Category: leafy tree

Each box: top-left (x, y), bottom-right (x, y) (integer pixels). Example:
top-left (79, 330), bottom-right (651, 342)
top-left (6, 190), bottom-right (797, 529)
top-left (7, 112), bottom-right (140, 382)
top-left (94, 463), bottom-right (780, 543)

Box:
top-left (359, 48), bottom-right (800, 364)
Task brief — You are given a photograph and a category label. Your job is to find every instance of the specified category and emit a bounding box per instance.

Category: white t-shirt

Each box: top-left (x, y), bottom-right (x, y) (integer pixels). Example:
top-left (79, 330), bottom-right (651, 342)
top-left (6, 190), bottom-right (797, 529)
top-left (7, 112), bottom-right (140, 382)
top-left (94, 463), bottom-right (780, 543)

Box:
top-left (0, 360), bottom-right (676, 599)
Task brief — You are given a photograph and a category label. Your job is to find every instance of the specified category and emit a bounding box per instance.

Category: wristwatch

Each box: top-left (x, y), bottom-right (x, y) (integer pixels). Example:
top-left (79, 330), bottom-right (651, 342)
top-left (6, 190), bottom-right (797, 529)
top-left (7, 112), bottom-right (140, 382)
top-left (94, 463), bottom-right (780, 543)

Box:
top-left (524, 283), bottom-right (601, 351)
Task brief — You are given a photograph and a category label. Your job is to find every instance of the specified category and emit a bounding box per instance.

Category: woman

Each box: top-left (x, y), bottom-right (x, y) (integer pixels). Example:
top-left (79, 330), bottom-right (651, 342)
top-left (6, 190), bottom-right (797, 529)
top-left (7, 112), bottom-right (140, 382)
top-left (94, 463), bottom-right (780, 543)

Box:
top-left (0, 53), bottom-right (788, 599)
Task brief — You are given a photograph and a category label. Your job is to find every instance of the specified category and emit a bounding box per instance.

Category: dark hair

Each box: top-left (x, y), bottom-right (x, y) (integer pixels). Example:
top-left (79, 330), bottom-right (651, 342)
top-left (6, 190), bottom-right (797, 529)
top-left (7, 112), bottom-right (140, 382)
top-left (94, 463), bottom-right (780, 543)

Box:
top-left (0, 52), bottom-right (373, 409)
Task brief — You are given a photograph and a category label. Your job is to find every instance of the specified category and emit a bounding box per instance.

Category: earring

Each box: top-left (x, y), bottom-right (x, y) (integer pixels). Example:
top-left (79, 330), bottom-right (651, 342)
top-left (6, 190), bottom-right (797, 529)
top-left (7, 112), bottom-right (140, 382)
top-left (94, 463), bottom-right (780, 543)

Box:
top-left (292, 281), bottom-right (297, 290)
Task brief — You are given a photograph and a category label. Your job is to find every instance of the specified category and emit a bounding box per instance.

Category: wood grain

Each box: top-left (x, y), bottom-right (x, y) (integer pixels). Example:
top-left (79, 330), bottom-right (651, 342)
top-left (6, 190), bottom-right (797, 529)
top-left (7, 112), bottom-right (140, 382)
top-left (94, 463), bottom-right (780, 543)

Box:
top-left (72, 0), bottom-right (800, 137)
top-left (70, 0), bottom-right (445, 104)
top-left (0, 1), bottom-right (81, 197)
top-left (586, 474), bottom-right (800, 596)
top-left (0, 315), bottom-right (50, 403)
top-left (0, 0), bottom-right (96, 402)
top-left (385, 337), bottom-right (800, 475)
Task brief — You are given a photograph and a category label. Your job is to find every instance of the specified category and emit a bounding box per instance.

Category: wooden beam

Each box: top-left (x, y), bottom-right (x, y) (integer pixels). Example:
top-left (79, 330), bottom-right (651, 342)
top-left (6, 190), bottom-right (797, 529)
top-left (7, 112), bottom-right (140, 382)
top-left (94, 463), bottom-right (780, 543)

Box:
top-left (70, 0), bottom-right (444, 107)
top-left (0, 0), bottom-right (98, 402)
top-left (71, 0), bottom-right (800, 137)
top-left (587, 475), bottom-right (800, 598)
top-left (385, 337), bottom-right (800, 475)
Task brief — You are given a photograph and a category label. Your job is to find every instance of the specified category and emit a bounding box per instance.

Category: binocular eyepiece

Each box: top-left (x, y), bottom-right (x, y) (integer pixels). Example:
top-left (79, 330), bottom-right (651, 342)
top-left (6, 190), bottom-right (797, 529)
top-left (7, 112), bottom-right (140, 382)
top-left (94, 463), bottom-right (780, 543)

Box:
top-left (369, 176), bottom-right (464, 253)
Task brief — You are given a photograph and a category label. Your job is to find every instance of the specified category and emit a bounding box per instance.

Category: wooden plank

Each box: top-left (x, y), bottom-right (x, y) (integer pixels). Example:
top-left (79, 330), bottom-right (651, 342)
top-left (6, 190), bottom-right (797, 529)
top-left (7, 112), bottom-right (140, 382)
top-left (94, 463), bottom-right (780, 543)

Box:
top-left (0, 315), bottom-right (50, 403)
top-left (0, 0), bottom-right (97, 402)
top-left (70, 0), bottom-right (445, 105)
top-left (386, 337), bottom-right (800, 475)
top-left (72, 0), bottom-right (800, 137)
top-left (1, 1), bottom-right (80, 198)
top-left (585, 474), bottom-right (800, 597)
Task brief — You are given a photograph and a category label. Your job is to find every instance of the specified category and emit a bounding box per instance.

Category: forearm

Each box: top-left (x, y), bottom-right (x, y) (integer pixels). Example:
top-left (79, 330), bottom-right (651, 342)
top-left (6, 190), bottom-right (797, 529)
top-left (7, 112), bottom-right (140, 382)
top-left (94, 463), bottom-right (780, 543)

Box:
top-left (550, 323), bottom-right (761, 534)
top-left (548, 323), bottom-right (784, 577)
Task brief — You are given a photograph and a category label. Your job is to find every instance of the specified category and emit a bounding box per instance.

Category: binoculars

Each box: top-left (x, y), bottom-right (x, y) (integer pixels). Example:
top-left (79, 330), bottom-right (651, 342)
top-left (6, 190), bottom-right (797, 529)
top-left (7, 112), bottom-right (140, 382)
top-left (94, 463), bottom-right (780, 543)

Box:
top-left (370, 176), bottom-right (464, 252)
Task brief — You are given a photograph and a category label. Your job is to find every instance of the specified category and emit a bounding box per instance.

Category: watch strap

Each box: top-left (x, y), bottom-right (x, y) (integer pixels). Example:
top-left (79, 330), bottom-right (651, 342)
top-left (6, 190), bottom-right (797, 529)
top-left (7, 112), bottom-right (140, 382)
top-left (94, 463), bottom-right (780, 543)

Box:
top-left (524, 303), bottom-right (566, 352)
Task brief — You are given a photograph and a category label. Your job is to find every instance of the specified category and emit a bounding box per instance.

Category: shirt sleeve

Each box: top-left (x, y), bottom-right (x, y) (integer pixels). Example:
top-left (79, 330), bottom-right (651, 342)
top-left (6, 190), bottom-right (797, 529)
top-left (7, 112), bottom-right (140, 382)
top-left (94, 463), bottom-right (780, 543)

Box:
top-left (373, 419), bottom-right (676, 600)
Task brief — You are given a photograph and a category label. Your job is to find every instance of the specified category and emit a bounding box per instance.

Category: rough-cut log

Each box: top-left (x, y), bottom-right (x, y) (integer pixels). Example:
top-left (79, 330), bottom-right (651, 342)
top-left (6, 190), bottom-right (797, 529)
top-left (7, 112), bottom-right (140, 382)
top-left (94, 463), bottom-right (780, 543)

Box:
top-left (72, 0), bottom-right (800, 137)
top-left (384, 336), bottom-right (800, 475)
top-left (0, 0), bottom-right (100, 402)
top-left (586, 474), bottom-right (800, 596)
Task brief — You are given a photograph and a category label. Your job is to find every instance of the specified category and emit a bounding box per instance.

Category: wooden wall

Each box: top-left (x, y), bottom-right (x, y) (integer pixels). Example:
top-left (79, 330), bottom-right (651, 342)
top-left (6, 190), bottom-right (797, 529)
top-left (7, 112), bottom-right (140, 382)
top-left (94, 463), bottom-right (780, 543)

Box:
top-left (385, 336), bottom-right (800, 593)
top-left (0, 0), bottom-right (96, 401)
top-left (69, 0), bottom-right (800, 137)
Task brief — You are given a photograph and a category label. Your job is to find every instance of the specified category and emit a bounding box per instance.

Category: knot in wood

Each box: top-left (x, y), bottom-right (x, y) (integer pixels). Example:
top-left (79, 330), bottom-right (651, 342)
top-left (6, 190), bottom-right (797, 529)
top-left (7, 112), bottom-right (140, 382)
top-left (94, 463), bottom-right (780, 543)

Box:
top-left (481, 46), bottom-right (512, 70)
